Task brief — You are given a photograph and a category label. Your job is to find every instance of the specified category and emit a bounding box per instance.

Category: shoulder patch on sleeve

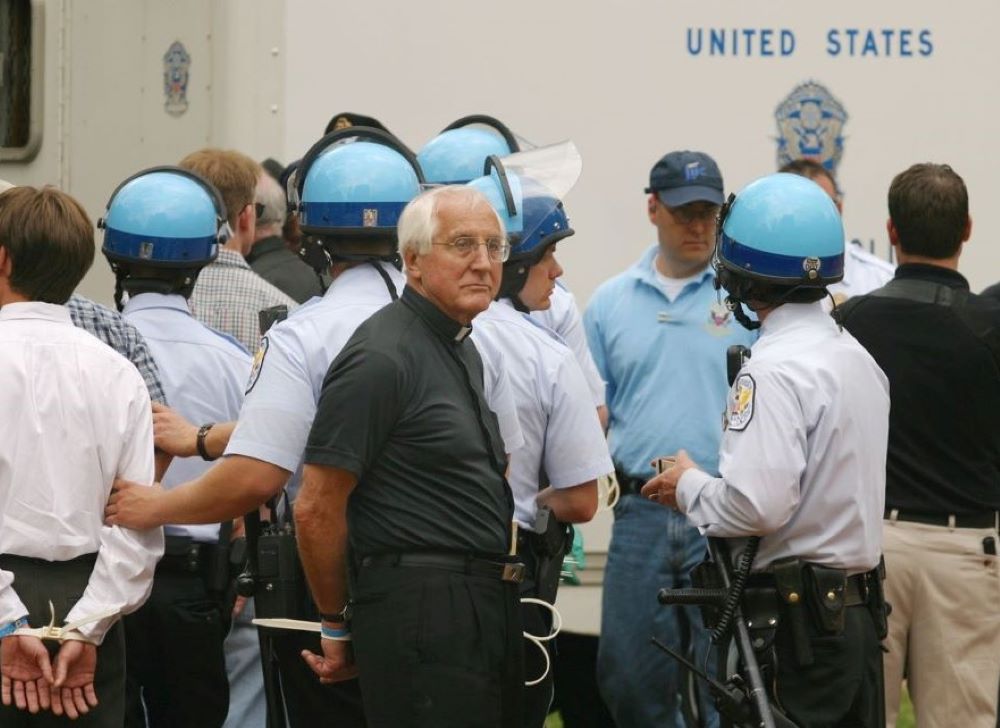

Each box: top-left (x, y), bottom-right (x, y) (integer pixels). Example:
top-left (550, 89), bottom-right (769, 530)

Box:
top-left (727, 373), bottom-right (755, 432)
top-left (245, 337), bottom-right (269, 394)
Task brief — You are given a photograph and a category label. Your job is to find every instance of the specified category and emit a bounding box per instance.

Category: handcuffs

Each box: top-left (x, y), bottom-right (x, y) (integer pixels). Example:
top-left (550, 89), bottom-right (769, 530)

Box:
top-left (11, 602), bottom-right (117, 644)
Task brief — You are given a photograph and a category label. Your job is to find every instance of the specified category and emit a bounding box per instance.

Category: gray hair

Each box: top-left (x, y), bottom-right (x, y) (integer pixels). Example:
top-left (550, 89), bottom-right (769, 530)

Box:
top-left (398, 185), bottom-right (505, 259)
top-left (254, 172), bottom-right (287, 234)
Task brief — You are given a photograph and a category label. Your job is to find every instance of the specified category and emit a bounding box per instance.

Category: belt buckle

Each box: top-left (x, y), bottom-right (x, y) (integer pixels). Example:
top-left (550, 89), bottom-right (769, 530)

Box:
top-left (501, 562), bottom-right (525, 584)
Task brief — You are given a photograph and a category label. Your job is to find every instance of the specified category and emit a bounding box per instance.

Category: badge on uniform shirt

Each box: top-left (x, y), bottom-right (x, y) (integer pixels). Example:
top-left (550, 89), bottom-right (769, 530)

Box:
top-left (703, 301), bottom-right (732, 336)
top-left (245, 337), bottom-right (269, 394)
top-left (727, 373), bottom-right (755, 431)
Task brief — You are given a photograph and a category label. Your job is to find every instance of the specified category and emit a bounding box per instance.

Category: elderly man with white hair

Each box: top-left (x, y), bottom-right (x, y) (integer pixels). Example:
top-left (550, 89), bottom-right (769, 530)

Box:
top-left (245, 171), bottom-right (326, 303)
top-left (296, 185), bottom-right (526, 727)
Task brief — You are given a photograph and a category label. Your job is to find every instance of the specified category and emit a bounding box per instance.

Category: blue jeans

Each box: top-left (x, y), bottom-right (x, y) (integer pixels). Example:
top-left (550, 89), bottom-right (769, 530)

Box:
top-left (597, 496), bottom-right (719, 728)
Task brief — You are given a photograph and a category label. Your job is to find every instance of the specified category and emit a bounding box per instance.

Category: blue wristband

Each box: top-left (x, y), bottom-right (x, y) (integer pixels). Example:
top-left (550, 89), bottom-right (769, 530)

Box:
top-left (0, 616), bottom-right (30, 639)
top-left (320, 623), bottom-right (351, 641)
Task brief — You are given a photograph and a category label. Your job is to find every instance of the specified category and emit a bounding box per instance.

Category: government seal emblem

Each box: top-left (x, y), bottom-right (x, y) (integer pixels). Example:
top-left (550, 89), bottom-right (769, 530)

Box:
top-left (163, 41), bottom-right (191, 117)
top-left (775, 81), bottom-right (847, 174)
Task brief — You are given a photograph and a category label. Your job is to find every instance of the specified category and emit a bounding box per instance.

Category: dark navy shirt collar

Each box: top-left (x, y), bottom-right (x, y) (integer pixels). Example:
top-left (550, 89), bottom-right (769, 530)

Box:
top-left (894, 263), bottom-right (969, 290)
top-left (401, 285), bottom-right (472, 342)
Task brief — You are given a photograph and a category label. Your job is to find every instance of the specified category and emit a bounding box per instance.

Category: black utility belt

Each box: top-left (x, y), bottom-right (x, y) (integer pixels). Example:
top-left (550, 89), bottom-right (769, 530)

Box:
top-left (885, 507), bottom-right (998, 530)
top-left (739, 560), bottom-right (886, 668)
top-left (750, 566), bottom-right (872, 609)
top-left (159, 535), bottom-right (226, 576)
top-left (358, 552), bottom-right (525, 584)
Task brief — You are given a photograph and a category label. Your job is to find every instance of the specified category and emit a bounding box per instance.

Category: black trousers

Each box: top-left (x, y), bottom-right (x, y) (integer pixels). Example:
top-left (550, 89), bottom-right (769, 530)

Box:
top-left (517, 550), bottom-right (555, 728)
top-left (772, 604), bottom-right (885, 728)
top-left (350, 560), bottom-right (524, 728)
top-left (123, 569), bottom-right (229, 728)
top-left (0, 553), bottom-right (125, 728)
top-left (549, 633), bottom-right (615, 728)
top-left (265, 628), bottom-right (366, 727)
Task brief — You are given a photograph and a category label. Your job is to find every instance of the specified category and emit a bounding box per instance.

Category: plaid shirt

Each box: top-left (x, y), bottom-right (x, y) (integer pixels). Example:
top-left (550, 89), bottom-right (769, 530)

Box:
top-left (66, 294), bottom-right (168, 405)
top-left (189, 249), bottom-right (297, 353)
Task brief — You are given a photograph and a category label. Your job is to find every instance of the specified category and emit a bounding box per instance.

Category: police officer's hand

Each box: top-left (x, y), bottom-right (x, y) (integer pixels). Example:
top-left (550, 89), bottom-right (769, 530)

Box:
top-left (0, 634), bottom-right (54, 714)
top-left (151, 402), bottom-right (199, 458)
top-left (104, 477), bottom-right (165, 530)
top-left (640, 449), bottom-right (698, 510)
top-left (301, 639), bottom-right (358, 684)
top-left (50, 641), bottom-right (98, 720)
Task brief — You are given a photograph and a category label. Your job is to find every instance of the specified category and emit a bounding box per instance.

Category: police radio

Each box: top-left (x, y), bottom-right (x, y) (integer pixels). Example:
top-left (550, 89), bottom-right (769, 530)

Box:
top-left (727, 344), bottom-right (751, 387)
top-left (233, 306), bottom-right (310, 619)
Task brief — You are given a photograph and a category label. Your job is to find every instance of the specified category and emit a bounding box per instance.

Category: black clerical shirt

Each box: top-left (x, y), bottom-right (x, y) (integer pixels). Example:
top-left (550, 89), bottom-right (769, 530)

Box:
top-left (305, 285), bottom-right (513, 557)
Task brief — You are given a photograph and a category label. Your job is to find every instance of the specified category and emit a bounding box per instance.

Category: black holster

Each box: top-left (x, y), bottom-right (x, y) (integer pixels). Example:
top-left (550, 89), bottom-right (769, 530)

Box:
top-left (868, 556), bottom-right (890, 641)
top-left (525, 509), bottom-right (573, 604)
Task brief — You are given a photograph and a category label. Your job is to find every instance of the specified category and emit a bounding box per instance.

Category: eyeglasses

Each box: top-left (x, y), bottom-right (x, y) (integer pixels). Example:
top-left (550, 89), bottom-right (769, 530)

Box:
top-left (433, 236), bottom-right (511, 263)
top-left (663, 202), bottom-right (721, 226)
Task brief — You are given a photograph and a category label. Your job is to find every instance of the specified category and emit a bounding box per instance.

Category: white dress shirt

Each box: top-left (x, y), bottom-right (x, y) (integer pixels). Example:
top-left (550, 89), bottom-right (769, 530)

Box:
top-left (475, 299), bottom-right (612, 530)
top-left (0, 302), bottom-right (163, 642)
top-left (531, 283), bottom-right (606, 407)
top-left (677, 302), bottom-right (889, 573)
top-left (124, 293), bottom-right (252, 543)
top-left (227, 263), bottom-right (522, 476)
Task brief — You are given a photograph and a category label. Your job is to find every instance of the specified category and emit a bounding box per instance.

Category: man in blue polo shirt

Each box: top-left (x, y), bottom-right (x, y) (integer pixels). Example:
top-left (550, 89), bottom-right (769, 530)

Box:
top-left (584, 150), bottom-right (755, 727)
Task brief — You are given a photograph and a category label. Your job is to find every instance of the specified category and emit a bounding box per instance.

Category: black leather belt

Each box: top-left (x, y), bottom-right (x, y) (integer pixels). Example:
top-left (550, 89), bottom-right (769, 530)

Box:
top-left (359, 552), bottom-right (525, 584)
top-left (885, 508), bottom-right (998, 529)
top-left (615, 473), bottom-right (646, 497)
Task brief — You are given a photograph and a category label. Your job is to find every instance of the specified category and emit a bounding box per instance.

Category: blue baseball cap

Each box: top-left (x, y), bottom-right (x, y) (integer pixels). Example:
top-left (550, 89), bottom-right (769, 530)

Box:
top-left (645, 150), bottom-right (724, 207)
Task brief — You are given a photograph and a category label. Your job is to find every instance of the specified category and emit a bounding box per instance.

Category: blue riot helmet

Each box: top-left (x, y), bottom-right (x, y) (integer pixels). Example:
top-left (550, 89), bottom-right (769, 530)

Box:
top-left (714, 172), bottom-right (845, 330)
top-left (468, 151), bottom-right (577, 310)
top-left (418, 114), bottom-right (522, 184)
top-left (292, 126), bottom-right (424, 273)
top-left (99, 166), bottom-right (228, 310)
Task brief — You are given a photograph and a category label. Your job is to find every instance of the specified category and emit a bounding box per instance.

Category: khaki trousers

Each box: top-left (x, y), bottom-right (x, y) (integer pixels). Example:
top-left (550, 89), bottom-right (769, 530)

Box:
top-left (883, 518), bottom-right (1000, 728)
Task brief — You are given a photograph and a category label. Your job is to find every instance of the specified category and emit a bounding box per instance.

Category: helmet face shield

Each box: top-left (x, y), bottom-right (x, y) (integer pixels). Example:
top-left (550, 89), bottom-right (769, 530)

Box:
top-left (467, 142), bottom-right (581, 260)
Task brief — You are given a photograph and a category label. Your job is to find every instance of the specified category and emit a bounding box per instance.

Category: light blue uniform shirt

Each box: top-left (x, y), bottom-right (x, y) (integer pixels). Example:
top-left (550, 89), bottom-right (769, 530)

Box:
top-left (473, 299), bottom-right (612, 531)
top-left (226, 262), bottom-right (523, 476)
top-left (583, 245), bottom-right (756, 480)
top-left (123, 293), bottom-right (252, 542)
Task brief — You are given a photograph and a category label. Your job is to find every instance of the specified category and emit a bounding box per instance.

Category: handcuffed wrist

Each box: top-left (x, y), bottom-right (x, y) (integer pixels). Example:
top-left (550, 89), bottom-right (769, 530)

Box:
top-left (0, 616), bottom-right (29, 638)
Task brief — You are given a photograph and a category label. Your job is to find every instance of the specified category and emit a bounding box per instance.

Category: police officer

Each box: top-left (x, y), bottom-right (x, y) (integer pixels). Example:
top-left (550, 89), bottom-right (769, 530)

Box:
top-left (642, 172), bottom-right (890, 727)
top-left (101, 167), bottom-right (254, 728)
top-left (468, 161), bottom-right (613, 725)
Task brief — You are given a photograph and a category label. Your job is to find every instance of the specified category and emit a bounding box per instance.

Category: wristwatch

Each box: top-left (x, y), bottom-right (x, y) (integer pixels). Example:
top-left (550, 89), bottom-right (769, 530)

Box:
top-left (319, 602), bottom-right (353, 623)
top-left (196, 423), bottom-right (217, 461)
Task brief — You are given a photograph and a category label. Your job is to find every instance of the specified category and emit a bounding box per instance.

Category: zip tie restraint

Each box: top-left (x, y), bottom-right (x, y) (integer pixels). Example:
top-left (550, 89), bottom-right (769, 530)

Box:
top-left (521, 597), bottom-right (563, 686)
top-left (12, 601), bottom-right (116, 644)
